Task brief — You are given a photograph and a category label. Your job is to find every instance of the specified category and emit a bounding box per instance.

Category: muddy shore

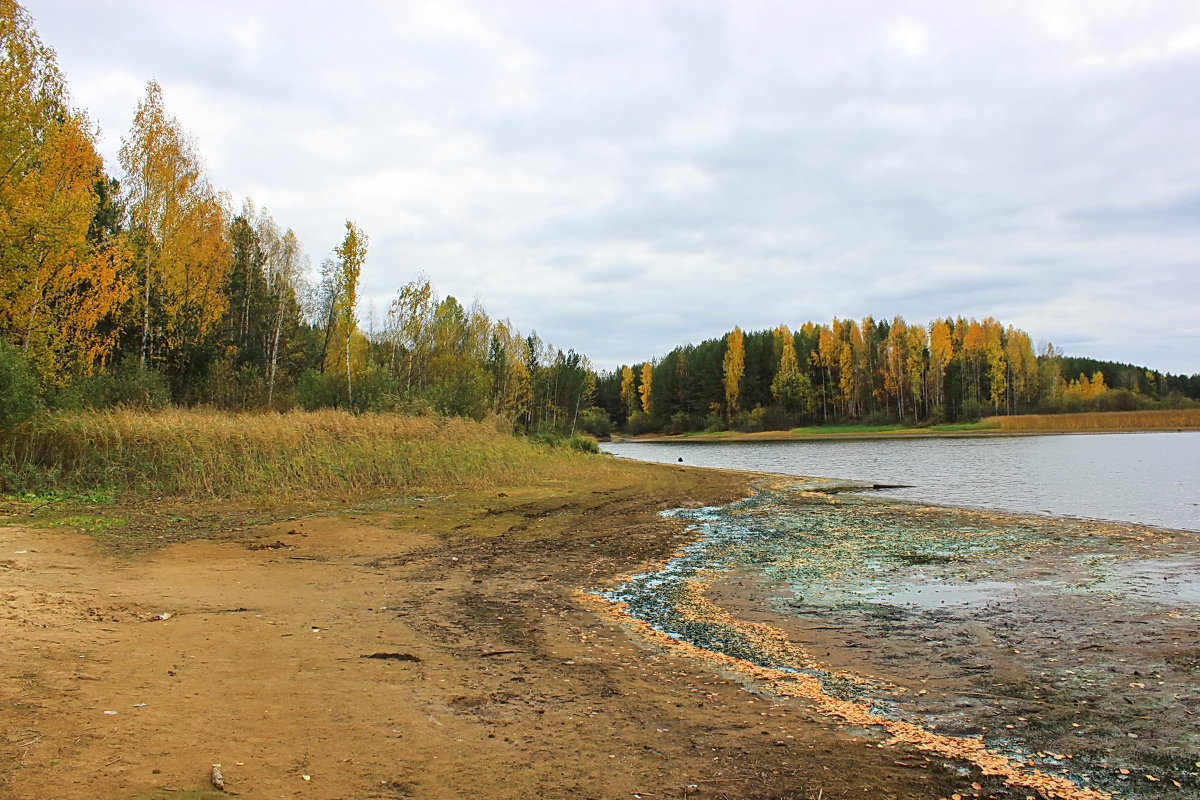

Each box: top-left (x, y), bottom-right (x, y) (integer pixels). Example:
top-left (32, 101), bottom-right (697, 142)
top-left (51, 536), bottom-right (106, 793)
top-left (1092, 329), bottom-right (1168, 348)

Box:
top-left (1, 460), bottom-right (1193, 799)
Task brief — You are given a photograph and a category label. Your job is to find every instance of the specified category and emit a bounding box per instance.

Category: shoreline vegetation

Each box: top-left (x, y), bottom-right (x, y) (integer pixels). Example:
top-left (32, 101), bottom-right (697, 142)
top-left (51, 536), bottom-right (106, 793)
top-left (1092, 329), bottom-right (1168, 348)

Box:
top-left (0, 409), bottom-right (603, 502)
top-left (612, 407), bottom-right (1200, 442)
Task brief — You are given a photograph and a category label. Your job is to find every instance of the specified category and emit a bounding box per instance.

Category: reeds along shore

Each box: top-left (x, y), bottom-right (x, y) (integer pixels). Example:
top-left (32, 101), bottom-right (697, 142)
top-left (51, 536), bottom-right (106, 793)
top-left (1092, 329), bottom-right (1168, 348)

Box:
top-left (0, 409), bottom-right (605, 499)
top-left (988, 408), bottom-right (1200, 432)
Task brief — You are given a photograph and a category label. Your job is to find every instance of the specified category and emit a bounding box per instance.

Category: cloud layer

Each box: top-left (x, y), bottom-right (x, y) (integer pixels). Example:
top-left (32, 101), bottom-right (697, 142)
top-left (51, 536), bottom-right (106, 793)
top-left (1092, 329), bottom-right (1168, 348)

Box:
top-left (25, 0), bottom-right (1200, 373)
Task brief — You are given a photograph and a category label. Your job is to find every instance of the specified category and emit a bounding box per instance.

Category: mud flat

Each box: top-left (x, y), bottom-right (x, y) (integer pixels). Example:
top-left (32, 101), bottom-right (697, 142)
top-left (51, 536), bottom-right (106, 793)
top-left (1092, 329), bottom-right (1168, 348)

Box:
top-left (0, 461), bottom-right (1040, 800)
top-left (602, 478), bottom-right (1200, 800)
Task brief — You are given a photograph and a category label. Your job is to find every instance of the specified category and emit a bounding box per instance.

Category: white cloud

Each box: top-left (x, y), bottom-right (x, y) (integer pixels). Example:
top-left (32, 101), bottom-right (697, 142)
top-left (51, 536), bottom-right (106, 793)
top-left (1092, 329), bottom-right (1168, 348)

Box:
top-left (22, 0), bottom-right (1200, 374)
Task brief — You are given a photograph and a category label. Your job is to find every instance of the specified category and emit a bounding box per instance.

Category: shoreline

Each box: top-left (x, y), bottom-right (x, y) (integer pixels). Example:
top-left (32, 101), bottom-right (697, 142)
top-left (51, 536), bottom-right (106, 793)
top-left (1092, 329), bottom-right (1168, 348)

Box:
top-left (4, 457), bottom-right (1195, 799)
top-left (0, 460), bottom-right (998, 800)
top-left (611, 426), bottom-right (1200, 443)
top-left (600, 478), bottom-right (1199, 799)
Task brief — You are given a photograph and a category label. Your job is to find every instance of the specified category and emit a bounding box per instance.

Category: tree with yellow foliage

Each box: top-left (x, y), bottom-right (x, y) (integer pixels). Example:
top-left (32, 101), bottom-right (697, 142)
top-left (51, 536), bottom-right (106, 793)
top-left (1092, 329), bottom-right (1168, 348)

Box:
top-left (320, 221), bottom-right (367, 405)
top-left (723, 326), bottom-right (745, 417)
top-left (639, 361), bottom-right (653, 414)
top-left (0, 2), bottom-right (133, 382)
top-left (928, 318), bottom-right (953, 412)
top-left (120, 80), bottom-right (230, 379)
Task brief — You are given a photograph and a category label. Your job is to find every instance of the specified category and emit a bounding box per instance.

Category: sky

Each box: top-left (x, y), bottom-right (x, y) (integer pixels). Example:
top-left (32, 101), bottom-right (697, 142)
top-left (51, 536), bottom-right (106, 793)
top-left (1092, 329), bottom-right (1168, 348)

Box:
top-left (21, 0), bottom-right (1200, 375)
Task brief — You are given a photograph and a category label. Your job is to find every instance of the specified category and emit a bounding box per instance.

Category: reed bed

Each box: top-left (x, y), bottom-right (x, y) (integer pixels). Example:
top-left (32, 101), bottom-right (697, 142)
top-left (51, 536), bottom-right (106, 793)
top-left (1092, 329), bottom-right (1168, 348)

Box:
top-left (987, 408), bottom-right (1200, 432)
top-left (0, 409), bottom-right (606, 498)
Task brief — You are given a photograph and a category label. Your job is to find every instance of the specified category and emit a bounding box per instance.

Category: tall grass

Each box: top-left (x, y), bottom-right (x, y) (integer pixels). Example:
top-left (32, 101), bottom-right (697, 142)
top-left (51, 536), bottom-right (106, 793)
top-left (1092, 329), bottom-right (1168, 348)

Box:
top-left (988, 408), bottom-right (1200, 432)
top-left (0, 409), bottom-right (606, 498)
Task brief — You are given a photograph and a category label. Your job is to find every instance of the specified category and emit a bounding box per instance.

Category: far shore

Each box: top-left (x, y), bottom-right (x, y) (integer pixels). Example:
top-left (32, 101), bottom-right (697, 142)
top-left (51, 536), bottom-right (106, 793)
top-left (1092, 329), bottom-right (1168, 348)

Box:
top-left (611, 424), bottom-right (1200, 443)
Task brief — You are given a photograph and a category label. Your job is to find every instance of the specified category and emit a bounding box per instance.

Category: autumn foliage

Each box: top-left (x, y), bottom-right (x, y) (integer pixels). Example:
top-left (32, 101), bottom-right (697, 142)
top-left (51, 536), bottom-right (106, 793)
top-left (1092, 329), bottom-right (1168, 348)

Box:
top-left (0, 3), bottom-right (600, 437)
top-left (599, 316), bottom-right (1199, 434)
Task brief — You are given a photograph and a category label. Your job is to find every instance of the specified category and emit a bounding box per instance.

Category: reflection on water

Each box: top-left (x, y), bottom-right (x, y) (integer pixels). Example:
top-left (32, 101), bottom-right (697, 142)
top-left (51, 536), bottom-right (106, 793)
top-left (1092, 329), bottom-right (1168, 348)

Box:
top-left (603, 431), bottom-right (1200, 531)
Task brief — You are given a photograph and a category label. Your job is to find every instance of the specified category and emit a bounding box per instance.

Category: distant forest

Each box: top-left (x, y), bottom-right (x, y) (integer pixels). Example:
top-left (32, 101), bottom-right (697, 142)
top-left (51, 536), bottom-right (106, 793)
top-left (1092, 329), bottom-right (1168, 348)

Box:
top-left (1, 3), bottom-right (1197, 438)
top-left (593, 320), bottom-right (1200, 435)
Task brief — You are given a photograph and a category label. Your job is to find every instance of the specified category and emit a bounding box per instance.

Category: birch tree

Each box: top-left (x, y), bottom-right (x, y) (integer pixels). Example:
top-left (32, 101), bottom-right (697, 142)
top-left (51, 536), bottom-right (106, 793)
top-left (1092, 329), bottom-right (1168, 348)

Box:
top-left (119, 80), bottom-right (230, 378)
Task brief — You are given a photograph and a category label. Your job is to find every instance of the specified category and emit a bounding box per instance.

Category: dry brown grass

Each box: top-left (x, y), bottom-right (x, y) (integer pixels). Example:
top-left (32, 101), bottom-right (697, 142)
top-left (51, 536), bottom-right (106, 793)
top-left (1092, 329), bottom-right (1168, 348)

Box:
top-left (0, 409), bottom-right (610, 498)
top-left (988, 408), bottom-right (1200, 432)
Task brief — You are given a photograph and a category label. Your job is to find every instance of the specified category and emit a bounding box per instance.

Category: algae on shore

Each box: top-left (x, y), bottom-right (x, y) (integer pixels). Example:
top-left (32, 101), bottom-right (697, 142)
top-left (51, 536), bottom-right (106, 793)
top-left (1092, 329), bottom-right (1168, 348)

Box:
top-left (602, 479), bottom-right (1200, 799)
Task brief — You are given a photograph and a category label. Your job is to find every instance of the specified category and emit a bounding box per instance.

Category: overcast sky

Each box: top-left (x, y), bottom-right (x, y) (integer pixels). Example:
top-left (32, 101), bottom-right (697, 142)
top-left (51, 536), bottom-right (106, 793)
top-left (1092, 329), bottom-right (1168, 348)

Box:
top-left (22, 0), bottom-right (1200, 374)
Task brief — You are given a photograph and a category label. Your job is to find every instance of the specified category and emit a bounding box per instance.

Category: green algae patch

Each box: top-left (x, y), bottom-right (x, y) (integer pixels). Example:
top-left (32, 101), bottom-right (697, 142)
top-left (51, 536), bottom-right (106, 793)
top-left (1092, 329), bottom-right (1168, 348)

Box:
top-left (600, 478), bottom-right (1200, 799)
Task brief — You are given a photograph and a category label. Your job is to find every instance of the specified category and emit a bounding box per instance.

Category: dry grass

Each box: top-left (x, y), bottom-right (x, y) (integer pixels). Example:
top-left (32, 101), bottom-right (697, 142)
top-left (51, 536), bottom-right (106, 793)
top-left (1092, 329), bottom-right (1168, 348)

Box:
top-left (988, 408), bottom-right (1200, 432)
top-left (0, 409), bottom-right (610, 499)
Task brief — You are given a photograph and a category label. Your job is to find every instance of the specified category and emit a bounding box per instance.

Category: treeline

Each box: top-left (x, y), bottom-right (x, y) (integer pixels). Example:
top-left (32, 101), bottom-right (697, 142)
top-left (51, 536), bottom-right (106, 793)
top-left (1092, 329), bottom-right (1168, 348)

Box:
top-left (595, 317), bottom-right (1200, 435)
top-left (0, 2), bottom-right (597, 434)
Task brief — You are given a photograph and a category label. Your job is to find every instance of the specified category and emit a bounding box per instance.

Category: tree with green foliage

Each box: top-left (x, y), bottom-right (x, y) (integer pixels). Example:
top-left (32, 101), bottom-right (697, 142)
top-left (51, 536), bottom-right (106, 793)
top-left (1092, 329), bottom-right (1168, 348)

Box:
top-left (318, 220), bottom-right (367, 405)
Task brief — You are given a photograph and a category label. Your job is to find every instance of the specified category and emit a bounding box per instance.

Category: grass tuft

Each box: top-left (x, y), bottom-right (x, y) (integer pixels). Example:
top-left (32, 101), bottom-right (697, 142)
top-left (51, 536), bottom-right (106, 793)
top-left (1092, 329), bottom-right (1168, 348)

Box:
top-left (0, 409), bottom-right (607, 499)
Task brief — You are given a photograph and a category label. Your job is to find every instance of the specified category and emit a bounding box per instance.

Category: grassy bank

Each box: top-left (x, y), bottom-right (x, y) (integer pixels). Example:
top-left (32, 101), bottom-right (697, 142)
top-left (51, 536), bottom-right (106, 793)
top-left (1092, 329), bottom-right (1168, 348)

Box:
top-left (987, 408), bottom-right (1200, 432)
top-left (620, 409), bottom-right (1200, 442)
top-left (0, 409), bottom-right (606, 499)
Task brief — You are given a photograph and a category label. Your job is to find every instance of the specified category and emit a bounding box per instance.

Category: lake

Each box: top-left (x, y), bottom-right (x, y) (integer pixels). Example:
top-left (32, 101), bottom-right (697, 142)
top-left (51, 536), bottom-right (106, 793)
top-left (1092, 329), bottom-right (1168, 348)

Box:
top-left (602, 431), bottom-right (1200, 531)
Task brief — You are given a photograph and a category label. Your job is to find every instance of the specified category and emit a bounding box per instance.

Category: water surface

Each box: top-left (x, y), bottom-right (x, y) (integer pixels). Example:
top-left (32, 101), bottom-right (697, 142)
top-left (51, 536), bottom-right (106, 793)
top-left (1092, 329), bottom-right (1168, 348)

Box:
top-left (603, 431), bottom-right (1200, 531)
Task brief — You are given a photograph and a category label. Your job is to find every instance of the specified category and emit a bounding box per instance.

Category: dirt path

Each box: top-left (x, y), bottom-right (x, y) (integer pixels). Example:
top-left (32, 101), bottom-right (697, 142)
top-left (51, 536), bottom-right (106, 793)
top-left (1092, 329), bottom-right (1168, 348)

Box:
top-left (3, 462), bottom-right (1044, 800)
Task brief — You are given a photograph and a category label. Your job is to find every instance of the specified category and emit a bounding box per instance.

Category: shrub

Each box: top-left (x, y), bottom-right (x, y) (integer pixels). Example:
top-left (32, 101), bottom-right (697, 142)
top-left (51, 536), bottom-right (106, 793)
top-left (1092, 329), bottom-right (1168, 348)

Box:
top-left (565, 433), bottom-right (600, 453)
top-left (625, 410), bottom-right (657, 435)
top-left (861, 410), bottom-right (893, 426)
top-left (757, 404), bottom-right (792, 432)
top-left (0, 338), bottom-right (41, 429)
top-left (296, 369), bottom-right (343, 410)
top-left (576, 406), bottom-right (612, 437)
top-left (959, 399), bottom-right (988, 422)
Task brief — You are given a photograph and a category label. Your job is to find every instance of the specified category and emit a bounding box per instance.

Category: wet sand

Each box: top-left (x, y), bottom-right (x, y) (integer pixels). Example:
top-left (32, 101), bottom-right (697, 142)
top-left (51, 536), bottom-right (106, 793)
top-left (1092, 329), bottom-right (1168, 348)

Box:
top-left (604, 479), bottom-right (1200, 799)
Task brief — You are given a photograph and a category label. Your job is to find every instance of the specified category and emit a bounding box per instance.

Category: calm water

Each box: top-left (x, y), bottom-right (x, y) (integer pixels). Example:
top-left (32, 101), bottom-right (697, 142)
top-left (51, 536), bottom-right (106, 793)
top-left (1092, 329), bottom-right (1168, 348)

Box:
top-left (602, 431), bottom-right (1200, 531)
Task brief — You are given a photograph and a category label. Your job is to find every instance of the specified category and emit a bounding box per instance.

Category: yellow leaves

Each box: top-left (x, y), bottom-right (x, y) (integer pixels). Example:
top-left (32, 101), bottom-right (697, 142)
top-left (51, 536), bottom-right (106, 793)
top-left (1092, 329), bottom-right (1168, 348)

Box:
top-left (775, 325), bottom-right (799, 374)
top-left (120, 79), bottom-right (231, 365)
top-left (0, 107), bottom-right (132, 382)
top-left (723, 326), bottom-right (745, 415)
top-left (639, 362), bottom-right (653, 414)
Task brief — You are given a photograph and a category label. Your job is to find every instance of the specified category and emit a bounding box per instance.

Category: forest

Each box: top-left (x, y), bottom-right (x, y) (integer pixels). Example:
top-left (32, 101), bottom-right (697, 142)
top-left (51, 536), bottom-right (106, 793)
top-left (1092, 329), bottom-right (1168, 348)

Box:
top-left (2, 1), bottom-right (1197, 440)
top-left (594, 319), bottom-right (1200, 435)
top-left (0, 2), bottom-right (594, 435)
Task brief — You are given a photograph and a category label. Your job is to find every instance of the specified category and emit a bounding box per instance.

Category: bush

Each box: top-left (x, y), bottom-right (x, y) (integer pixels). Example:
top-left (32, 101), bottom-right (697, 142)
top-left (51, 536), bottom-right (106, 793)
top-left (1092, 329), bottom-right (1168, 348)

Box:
top-left (625, 410), bottom-right (657, 435)
top-left (661, 412), bottom-right (694, 435)
top-left (1098, 388), bottom-right (1142, 412)
top-left (576, 406), bottom-right (612, 437)
top-left (731, 406), bottom-right (767, 433)
top-left (959, 399), bottom-right (988, 422)
top-left (297, 369), bottom-right (343, 410)
top-left (200, 358), bottom-right (268, 409)
top-left (0, 338), bottom-right (41, 428)
top-left (861, 410), bottom-right (893, 426)
top-left (72, 360), bottom-right (173, 411)
top-left (565, 433), bottom-right (600, 453)
top-left (758, 404), bottom-right (792, 432)
top-left (353, 364), bottom-right (403, 412)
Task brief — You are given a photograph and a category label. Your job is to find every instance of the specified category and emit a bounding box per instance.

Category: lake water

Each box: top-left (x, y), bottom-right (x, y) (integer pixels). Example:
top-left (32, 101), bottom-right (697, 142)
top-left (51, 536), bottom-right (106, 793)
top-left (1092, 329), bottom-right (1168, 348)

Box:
top-left (602, 431), bottom-right (1200, 531)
